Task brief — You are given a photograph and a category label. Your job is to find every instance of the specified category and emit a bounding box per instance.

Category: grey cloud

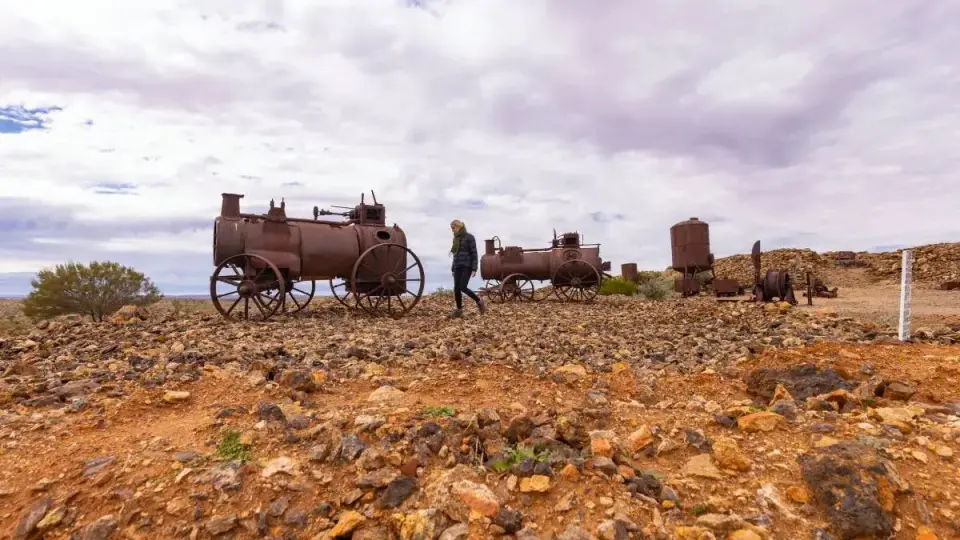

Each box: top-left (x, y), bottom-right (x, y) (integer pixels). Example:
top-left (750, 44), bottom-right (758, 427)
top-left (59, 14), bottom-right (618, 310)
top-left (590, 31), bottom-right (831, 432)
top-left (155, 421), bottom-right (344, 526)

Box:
top-left (0, 197), bottom-right (209, 252)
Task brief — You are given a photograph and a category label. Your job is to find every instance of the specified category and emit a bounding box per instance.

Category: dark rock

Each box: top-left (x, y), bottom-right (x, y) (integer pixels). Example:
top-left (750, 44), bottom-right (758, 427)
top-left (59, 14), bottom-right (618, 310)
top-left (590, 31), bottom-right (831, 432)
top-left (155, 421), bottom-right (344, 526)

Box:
top-left (745, 364), bottom-right (853, 402)
top-left (256, 402), bottom-right (285, 422)
top-left (626, 473), bottom-right (662, 499)
top-left (504, 415), bottom-right (535, 443)
top-left (282, 509), bottom-right (308, 528)
top-left (268, 496), bottom-right (290, 517)
top-left (377, 477), bottom-right (417, 509)
top-left (798, 442), bottom-right (910, 539)
top-left (12, 496), bottom-right (53, 540)
top-left (494, 507), bottom-right (523, 534)
top-left (683, 429), bottom-right (712, 451)
top-left (714, 414), bottom-right (737, 428)
top-left (338, 434), bottom-right (366, 462)
top-left (277, 369), bottom-right (316, 392)
top-left (81, 514), bottom-right (119, 540)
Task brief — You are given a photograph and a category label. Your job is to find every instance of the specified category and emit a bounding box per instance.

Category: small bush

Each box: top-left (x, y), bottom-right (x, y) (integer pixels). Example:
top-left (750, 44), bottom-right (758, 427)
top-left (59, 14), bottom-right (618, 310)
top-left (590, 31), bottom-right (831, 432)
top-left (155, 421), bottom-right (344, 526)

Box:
top-left (638, 277), bottom-right (672, 300)
top-left (21, 261), bottom-right (162, 322)
top-left (636, 271), bottom-right (665, 285)
top-left (216, 430), bottom-right (250, 462)
top-left (598, 278), bottom-right (637, 296)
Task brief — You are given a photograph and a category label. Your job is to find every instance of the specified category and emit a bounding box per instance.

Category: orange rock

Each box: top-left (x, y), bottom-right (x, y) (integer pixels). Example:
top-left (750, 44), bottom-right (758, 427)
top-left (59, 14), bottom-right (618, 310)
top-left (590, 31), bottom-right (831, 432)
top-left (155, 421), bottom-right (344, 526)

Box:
top-left (916, 526), bottom-right (939, 540)
top-left (627, 425), bottom-right (654, 453)
top-left (560, 463), bottom-right (580, 480)
top-left (785, 485), bottom-right (813, 504)
top-left (737, 411), bottom-right (786, 432)
top-left (591, 437), bottom-right (613, 458)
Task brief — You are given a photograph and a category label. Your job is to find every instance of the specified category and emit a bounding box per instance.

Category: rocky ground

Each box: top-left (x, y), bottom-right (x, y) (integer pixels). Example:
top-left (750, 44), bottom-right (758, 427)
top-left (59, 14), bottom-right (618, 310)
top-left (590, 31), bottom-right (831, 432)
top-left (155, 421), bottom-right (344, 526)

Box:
top-left (713, 242), bottom-right (960, 289)
top-left (1, 293), bottom-right (959, 539)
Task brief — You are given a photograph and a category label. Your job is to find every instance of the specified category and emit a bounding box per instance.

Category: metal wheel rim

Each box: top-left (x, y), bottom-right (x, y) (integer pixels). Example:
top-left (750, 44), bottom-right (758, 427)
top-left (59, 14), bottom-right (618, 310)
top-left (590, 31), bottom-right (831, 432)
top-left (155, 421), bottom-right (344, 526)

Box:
top-left (329, 278), bottom-right (357, 308)
top-left (500, 273), bottom-right (535, 302)
top-left (552, 260), bottom-right (601, 303)
top-left (350, 243), bottom-right (425, 318)
top-left (210, 253), bottom-right (286, 322)
top-left (265, 279), bottom-right (316, 314)
top-left (482, 279), bottom-right (505, 303)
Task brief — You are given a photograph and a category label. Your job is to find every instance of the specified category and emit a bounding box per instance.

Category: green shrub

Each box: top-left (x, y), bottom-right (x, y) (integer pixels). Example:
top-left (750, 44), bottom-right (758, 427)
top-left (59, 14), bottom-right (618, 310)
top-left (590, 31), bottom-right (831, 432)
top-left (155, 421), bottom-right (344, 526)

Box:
top-left (636, 271), bottom-right (665, 285)
top-left (597, 278), bottom-right (637, 296)
top-left (638, 277), bottom-right (672, 300)
top-left (21, 261), bottom-right (162, 321)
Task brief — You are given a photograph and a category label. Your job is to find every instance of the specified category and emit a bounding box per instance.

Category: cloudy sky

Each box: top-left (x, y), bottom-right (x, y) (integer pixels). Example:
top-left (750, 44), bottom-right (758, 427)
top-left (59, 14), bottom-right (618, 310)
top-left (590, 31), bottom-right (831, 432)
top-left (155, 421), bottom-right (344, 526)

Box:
top-left (0, 0), bottom-right (958, 297)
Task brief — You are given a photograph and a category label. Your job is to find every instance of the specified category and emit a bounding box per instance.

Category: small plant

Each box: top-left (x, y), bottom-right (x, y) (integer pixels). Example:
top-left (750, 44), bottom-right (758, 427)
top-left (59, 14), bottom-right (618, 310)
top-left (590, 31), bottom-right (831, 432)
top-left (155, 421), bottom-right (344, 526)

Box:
top-left (422, 405), bottom-right (456, 417)
top-left (638, 277), bottom-right (672, 300)
top-left (489, 445), bottom-right (551, 473)
top-left (21, 261), bottom-right (162, 321)
top-left (170, 299), bottom-right (185, 316)
top-left (748, 405), bottom-right (766, 412)
top-left (691, 503), bottom-right (709, 516)
top-left (636, 271), bottom-right (665, 285)
top-left (597, 278), bottom-right (637, 296)
top-left (216, 430), bottom-right (250, 462)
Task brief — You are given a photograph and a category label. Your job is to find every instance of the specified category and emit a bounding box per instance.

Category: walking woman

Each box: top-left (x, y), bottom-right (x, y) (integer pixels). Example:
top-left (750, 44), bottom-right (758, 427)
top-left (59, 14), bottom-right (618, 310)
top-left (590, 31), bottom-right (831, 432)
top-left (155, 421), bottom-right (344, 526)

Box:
top-left (449, 219), bottom-right (486, 317)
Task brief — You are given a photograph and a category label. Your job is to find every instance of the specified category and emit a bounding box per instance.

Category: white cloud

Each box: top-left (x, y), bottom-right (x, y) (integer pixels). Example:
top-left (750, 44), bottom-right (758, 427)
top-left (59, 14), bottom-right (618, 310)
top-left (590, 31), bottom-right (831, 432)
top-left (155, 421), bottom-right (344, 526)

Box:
top-left (0, 0), bottom-right (958, 296)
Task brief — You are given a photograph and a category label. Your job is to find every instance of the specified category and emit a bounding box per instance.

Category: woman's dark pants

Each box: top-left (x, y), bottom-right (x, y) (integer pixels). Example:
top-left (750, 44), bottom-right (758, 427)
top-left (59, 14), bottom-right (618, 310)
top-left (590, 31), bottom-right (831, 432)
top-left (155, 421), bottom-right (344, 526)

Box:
top-left (453, 266), bottom-right (480, 309)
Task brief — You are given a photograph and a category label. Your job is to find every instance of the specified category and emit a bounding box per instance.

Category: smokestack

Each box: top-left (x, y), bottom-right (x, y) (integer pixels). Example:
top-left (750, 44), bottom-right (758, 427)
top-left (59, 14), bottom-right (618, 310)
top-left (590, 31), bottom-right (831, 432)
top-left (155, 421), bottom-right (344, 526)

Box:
top-left (221, 193), bottom-right (243, 218)
top-left (485, 239), bottom-right (495, 255)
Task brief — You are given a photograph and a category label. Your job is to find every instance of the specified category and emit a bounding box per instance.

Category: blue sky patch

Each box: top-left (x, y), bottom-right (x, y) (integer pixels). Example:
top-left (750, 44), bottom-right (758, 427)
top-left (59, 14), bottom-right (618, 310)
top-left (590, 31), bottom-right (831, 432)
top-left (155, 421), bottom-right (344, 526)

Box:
top-left (91, 182), bottom-right (137, 195)
top-left (0, 105), bottom-right (62, 134)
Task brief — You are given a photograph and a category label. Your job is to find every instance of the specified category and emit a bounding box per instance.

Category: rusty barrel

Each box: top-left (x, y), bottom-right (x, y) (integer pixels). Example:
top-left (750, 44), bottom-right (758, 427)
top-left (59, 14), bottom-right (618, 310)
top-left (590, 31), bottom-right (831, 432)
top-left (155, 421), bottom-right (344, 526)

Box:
top-left (621, 263), bottom-right (638, 283)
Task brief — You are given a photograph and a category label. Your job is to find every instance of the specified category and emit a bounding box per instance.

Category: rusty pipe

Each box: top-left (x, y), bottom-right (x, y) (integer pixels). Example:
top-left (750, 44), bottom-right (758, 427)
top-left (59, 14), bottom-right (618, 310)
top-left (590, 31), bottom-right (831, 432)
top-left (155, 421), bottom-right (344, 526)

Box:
top-left (221, 193), bottom-right (244, 218)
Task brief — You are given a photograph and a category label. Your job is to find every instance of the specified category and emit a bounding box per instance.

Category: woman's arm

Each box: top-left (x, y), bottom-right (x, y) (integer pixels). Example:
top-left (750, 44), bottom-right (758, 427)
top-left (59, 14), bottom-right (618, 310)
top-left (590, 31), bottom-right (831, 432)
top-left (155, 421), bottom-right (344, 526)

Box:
top-left (468, 234), bottom-right (478, 272)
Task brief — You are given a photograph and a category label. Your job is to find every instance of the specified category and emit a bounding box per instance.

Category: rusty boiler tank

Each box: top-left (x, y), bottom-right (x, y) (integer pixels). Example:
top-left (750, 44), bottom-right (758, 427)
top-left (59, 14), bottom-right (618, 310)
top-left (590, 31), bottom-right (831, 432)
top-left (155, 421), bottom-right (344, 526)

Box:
top-left (479, 231), bottom-right (610, 302)
top-left (211, 191), bottom-right (425, 320)
top-left (669, 217), bottom-right (715, 296)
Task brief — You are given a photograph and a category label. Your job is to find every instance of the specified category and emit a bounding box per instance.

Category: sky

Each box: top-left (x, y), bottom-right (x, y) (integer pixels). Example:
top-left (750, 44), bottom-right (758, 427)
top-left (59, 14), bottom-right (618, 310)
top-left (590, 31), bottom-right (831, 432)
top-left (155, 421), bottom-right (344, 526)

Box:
top-left (0, 0), bottom-right (958, 297)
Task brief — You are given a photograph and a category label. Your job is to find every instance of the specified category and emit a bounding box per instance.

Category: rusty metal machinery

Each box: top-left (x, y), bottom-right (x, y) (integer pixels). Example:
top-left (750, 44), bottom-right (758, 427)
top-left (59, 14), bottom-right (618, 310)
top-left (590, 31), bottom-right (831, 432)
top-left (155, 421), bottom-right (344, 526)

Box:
top-left (621, 263), bottom-right (639, 283)
top-left (478, 230), bottom-right (610, 303)
top-left (669, 217), bottom-right (715, 297)
top-left (749, 240), bottom-right (798, 305)
top-left (210, 191), bottom-right (425, 321)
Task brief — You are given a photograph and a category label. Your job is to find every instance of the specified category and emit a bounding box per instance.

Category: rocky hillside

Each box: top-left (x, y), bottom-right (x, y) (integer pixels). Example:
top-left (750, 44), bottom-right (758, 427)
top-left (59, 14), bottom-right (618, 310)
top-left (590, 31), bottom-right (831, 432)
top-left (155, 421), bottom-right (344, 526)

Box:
top-left (1, 297), bottom-right (959, 539)
top-left (714, 242), bottom-right (960, 288)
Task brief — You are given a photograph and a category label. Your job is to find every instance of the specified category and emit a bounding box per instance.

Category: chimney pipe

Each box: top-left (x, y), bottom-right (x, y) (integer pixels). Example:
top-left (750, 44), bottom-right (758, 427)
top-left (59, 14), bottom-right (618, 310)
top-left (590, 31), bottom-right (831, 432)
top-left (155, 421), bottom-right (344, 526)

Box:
top-left (484, 239), bottom-right (495, 255)
top-left (221, 193), bottom-right (243, 218)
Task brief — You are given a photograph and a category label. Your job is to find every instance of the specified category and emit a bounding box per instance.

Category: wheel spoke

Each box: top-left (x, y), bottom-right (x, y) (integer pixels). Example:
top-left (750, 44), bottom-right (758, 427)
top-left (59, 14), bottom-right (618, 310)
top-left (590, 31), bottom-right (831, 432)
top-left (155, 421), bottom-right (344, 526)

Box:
top-left (225, 297), bottom-right (241, 315)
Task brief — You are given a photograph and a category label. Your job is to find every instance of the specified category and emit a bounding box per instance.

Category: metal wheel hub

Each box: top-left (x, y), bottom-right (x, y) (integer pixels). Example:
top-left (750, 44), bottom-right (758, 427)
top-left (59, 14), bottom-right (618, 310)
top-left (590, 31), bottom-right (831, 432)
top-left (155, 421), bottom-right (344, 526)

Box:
top-left (238, 281), bottom-right (257, 297)
top-left (570, 277), bottom-right (582, 287)
top-left (381, 274), bottom-right (398, 287)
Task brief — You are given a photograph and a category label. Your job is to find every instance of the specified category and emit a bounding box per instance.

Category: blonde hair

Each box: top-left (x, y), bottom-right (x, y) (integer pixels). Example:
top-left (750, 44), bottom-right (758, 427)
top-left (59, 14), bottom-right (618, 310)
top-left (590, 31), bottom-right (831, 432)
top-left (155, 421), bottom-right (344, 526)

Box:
top-left (450, 219), bottom-right (464, 229)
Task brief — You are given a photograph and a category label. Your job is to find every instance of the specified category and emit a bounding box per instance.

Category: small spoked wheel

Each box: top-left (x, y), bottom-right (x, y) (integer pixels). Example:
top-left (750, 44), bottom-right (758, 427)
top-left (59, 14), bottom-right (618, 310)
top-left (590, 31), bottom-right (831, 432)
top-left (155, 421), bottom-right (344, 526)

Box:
top-left (329, 278), bottom-right (356, 309)
top-left (481, 279), bottom-right (504, 303)
top-left (210, 253), bottom-right (286, 321)
top-left (265, 279), bottom-right (316, 314)
top-left (499, 273), bottom-right (536, 302)
top-left (350, 243), bottom-right (425, 318)
top-left (552, 260), bottom-right (601, 303)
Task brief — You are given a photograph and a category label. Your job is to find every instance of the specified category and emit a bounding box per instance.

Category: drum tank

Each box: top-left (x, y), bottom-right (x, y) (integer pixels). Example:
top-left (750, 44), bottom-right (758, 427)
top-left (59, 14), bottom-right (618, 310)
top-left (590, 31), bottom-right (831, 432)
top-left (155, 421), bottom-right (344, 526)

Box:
top-left (480, 248), bottom-right (552, 281)
top-left (670, 217), bottom-right (713, 274)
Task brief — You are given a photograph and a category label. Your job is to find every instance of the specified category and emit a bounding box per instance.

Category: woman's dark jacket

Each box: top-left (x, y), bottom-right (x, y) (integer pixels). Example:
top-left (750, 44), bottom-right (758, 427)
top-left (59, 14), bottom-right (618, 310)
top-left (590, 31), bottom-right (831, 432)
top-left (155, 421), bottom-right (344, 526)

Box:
top-left (452, 233), bottom-right (478, 272)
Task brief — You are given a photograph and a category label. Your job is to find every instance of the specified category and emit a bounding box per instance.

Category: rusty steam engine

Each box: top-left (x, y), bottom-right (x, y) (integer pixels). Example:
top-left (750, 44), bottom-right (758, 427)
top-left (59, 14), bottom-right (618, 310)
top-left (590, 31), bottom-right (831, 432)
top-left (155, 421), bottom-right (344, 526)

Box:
top-left (210, 191), bottom-right (425, 321)
top-left (479, 230), bottom-right (611, 302)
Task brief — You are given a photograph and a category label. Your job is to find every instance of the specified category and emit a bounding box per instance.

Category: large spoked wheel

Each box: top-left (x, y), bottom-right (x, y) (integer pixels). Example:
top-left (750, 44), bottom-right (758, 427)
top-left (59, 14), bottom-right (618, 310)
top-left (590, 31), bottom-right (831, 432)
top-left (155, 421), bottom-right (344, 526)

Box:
top-left (265, 279), bottom-right (316, 314)
top-left (350, 243), bottom-right (425, 318)
top-left (552, 260), bottom-right (601, 303)
top-left (329, 278), bottom-right (357, 308)
top-left (499, 273), bottom-right (536, 302)
top-left (210, 253), bottom-right (286, 321)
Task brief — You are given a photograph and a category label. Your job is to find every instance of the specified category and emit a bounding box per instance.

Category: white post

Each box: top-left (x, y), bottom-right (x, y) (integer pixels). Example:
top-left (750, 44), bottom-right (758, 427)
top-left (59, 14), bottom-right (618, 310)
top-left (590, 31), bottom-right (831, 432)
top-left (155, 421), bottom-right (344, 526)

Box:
top-left (898, 250), bottom-right (913, 342)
